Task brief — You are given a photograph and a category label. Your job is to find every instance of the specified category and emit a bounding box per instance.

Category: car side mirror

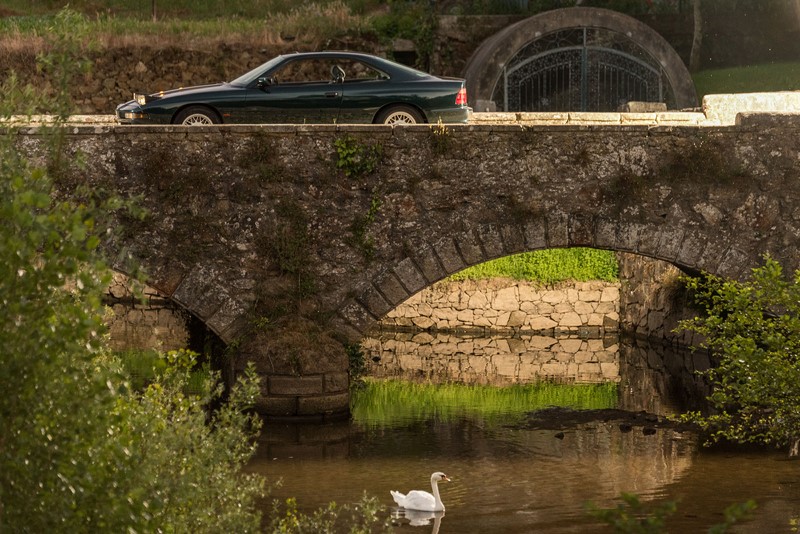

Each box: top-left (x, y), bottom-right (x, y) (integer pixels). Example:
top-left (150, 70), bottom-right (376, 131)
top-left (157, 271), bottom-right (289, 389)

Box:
top-left (256, 76), bottom-right (276, 89)
top-left (331, 65), bottom-right (345, 83)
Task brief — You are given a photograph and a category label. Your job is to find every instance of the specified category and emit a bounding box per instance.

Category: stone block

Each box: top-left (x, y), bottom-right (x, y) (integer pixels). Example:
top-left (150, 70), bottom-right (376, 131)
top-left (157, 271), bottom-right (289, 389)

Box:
top-left (546, 212), bottom-right (569, 248)
top-left (374, 271), bottom-right (410, 307)
top-left (325, 372), bottom-right (349, 393)
top-left (478, 225), bottom-right (504, 259)
top-left (415, 245), bottom-right (447, 283)
top-left (358, 284), bottom-right (392, 319)
top-left (493, 286), bottom-right (519, 312)
top-left (542, 290), bottom-right (565, 304)
top-left (297, 393), bottom-right (350, 416)
top-left (507, 310), bottom-right (527, 328)
top-left (518, 112), bottom-right (568, 125)
top-left (528, 316), bottom-right (558, 330)
top-left (412, 316), bottom-right (436, 329)
top-left (587, 313), bottom-right (605, 326)
top-left (703, 92), bottom-right (800, 125)
top-left (256, 396), bottom-right (297, 417)
top-left (600, 362), bottom-right (620, 379)
top-left (600, 286), bottom-right (620, 302)
top-left (524, 221), bottom-right (547, 249)
top-left (559, 312), bottom-right (583, 327)
top-left (434, 237), bottom-right (466, 275)
top-left (269, 375), bottom-right (324, 396)
top-left (559, 339), bottom-right (583, 353)
top-left (454, 232), bottom-right (486, 266)
top-left (393, 258), bottom-right (427, 294)
top-left (568, 112), bottom-right (621, 124)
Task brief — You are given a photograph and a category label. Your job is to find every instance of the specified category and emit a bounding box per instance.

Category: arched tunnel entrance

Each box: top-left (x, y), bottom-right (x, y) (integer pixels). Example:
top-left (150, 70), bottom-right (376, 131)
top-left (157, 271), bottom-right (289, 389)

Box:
top-left (463, 7), bottom-right (698, 112)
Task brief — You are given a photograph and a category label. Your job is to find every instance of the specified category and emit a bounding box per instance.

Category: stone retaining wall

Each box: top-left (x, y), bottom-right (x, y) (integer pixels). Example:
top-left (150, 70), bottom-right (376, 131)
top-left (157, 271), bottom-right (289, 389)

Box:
top-left (379, 278), bottom-right (620, 334)
top-left (616, 253), bottom-right (702, 347)
top-left (104, 272), bottom-right (190, 352)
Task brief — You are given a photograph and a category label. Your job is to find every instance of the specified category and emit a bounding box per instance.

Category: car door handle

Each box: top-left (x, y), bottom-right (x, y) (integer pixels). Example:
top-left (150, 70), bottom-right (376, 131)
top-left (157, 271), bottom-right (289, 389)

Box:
top-left (325, 92), bottom-right (340, 98)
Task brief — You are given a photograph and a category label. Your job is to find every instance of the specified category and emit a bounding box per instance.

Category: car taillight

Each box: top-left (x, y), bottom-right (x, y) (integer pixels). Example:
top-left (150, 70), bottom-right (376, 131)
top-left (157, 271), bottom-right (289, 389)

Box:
top-left (455, 87), bottom-right (467, 106)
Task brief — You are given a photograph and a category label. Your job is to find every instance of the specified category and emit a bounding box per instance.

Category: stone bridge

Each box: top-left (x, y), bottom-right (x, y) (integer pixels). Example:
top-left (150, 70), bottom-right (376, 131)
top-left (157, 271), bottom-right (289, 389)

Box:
top-left (13, 110), bottom-right (800, 418)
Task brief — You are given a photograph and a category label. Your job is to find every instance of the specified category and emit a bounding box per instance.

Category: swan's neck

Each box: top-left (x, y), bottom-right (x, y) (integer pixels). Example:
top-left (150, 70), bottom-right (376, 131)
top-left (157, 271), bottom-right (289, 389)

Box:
top-left (431, 480), bottom-right (445, 511)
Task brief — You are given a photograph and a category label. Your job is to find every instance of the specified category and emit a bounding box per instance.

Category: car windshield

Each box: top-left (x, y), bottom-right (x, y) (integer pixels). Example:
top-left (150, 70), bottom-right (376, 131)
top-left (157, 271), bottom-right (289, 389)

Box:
top-left (229, 56), bottom-right (286, 86)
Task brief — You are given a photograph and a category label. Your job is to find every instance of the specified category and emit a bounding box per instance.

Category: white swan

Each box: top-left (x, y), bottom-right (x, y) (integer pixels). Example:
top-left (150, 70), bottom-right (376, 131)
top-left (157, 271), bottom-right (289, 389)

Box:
top-left (390, 472), bottom-right (451, 512)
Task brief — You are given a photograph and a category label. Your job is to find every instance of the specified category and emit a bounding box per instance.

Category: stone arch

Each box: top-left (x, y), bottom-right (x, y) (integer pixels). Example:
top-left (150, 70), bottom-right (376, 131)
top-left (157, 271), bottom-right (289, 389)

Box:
top-left (336, 216), bottom-right (752, 340)
top-left (463, 7), bottom-right (697, 112)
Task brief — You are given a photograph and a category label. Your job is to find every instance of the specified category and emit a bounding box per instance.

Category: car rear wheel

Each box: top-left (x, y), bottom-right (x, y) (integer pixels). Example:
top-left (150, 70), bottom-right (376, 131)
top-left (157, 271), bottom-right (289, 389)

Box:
top-left (174, 106), bottom-right (220, 125)
top-left (376, 105), bottom-right (424, 125)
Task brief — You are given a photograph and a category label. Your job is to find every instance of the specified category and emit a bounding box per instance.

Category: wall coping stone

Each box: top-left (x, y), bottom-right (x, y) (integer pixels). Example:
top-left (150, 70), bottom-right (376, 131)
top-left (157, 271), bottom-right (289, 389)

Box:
top-left (7, 91), bottom-right (800, 128)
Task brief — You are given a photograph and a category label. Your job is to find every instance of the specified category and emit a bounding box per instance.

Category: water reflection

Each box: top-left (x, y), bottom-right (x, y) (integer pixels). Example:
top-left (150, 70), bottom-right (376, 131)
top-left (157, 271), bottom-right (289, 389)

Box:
top-left (252, 335), bottom-right (800, 532)
top-left (362, 330), bottom-right (621, 385)
top-left (391, 509), bottom-right (445, 530)
top-left (362, 330), bottom-right (709, 415)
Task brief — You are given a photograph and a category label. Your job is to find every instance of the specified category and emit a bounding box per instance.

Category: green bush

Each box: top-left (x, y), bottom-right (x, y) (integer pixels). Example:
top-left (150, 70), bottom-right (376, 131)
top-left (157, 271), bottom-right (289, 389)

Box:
top-left (0, 10), bottom-right (265, 532)
top-left (679, 256), bottom-right (800, 454)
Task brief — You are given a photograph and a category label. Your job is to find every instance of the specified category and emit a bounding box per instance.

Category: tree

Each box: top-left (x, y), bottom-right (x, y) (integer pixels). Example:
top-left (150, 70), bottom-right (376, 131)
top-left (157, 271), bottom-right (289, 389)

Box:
top-left (0, 10), bottom-right (265, 532)
top-left (679, 256), bottom-right (800, 454)
top-left (689, 0), bottom-right (703, 72)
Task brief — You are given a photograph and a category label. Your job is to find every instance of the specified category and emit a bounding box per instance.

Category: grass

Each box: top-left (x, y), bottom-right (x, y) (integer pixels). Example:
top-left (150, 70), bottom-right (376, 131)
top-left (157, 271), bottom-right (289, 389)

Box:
top-left (0, 0), bottom-right (379, 19)
top-left (351, 378), bottom-right (618, 427)
top-left (692, 62), bottom-right (800, 100)
top-left (449, 248), bottom-right (619, 285)
top-left (0, 2), bottom-right (373, 50)
top-left (114, 348), bottom-right (211, 395)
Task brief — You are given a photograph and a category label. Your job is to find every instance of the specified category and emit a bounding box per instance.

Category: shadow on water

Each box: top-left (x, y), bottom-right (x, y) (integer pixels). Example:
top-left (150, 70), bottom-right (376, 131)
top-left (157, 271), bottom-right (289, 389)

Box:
top-left (250, 334), bottom-right (800, 533)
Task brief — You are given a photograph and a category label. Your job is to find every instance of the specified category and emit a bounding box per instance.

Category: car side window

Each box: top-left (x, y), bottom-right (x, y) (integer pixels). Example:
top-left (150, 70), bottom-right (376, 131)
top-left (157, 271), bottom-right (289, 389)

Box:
top-left (338, 60), bottom-right (387, 82)
top-left (272, 59), bottom-right (336, 84)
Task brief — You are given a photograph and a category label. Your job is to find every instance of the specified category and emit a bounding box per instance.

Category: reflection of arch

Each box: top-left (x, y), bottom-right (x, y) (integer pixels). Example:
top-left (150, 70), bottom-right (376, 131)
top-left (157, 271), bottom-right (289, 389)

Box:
top-left (464, 8), bottom-right (697, 112)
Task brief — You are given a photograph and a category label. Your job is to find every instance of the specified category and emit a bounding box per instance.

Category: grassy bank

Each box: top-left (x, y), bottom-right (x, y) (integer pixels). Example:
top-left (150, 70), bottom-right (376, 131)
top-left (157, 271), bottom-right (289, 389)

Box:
top-left (692, 62), bottom-right (800, 100)
top-left (450, 248), bottom-right (619, 285)
top-left (351, 378), bottom-right (618, 426)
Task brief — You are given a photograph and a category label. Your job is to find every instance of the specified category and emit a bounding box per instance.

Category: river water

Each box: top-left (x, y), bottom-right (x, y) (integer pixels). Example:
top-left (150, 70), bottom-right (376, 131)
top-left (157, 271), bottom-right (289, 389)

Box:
top-left (248, 332), bottom-right (800, 533)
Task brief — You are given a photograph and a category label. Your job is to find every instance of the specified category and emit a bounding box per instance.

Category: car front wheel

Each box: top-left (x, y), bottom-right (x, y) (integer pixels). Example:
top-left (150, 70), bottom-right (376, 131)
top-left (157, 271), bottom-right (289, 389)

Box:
top-left (174, 106), bottom-right (220, 125)
top-left (376, 105), bottom-right (424, 125)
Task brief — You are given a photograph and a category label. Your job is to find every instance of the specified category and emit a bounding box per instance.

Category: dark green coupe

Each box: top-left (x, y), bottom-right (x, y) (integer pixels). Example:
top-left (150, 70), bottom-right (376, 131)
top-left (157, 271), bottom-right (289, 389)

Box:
top-left (116, 51), bottom-right (470, 125)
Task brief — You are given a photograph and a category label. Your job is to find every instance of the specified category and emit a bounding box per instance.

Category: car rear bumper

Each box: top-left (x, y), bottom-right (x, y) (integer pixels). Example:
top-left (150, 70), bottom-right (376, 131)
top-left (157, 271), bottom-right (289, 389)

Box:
top-left (429, 106), bottom-right (471, 124)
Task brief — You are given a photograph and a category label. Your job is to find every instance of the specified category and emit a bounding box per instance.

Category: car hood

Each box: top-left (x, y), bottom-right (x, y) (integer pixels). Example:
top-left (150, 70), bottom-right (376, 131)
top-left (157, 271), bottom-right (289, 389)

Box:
top-left (144, 82), bottom-right (238, 101)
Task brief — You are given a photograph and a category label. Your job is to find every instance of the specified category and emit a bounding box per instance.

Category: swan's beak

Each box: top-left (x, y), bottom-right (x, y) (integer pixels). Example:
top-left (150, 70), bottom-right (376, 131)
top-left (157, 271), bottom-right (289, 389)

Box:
top-left (443, 475), bottom-right (451, 482)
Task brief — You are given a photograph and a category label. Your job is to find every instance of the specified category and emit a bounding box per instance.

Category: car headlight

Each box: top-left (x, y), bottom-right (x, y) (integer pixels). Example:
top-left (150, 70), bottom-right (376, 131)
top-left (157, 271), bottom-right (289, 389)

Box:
top-left (124, 111), bottom-right (148, 120)
top-left (134, 92), bottom-right (163, 106)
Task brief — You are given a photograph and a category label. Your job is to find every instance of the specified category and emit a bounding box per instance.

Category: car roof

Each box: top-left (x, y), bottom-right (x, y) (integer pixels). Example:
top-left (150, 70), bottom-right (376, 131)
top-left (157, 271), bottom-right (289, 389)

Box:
top-left (276, 51), bottom-right (432, 80)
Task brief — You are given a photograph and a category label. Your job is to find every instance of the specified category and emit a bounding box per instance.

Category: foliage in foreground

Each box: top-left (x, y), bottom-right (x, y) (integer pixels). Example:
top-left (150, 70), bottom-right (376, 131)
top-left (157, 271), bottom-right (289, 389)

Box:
top-left (0, 9), bottom-right (265, 532)
top-left (679, 256), bottom-right (800, 453)
top-left (268, 494), bottom-right (392, 534)
top-left (587, 492), bottom-right (756, 534)
top-left (449, 248), bottom-right (619, 285)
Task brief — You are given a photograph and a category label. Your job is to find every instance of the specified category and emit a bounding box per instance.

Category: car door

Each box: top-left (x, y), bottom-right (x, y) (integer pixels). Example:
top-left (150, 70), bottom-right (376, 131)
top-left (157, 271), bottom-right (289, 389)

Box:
top-left (336, 59), bottom-right (392, 124)
top-left (242, 57), bottom-right (343, 123)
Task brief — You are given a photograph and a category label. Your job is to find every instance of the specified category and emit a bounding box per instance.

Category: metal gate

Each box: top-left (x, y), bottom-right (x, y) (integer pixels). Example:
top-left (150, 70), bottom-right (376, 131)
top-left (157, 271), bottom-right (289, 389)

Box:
top-left (496, 28), bottom-right (667, 112)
